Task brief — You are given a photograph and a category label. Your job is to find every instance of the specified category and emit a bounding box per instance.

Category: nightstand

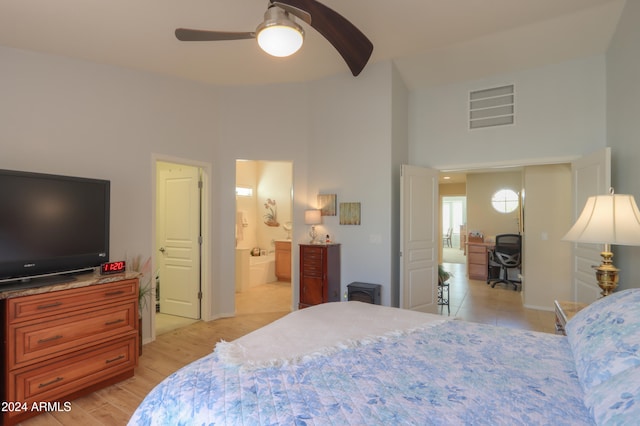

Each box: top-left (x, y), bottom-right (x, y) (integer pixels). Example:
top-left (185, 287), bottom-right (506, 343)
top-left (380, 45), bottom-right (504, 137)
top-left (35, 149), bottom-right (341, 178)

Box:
top-left (554, 300), bottom-right (587, 335)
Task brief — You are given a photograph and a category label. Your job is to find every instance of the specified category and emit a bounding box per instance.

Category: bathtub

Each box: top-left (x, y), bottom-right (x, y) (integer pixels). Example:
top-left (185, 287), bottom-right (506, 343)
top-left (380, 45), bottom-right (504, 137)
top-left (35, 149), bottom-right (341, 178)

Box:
top-left (235, 249), bottom-right (277, 293)
top-left (249, 253), bottom-right (277, 288)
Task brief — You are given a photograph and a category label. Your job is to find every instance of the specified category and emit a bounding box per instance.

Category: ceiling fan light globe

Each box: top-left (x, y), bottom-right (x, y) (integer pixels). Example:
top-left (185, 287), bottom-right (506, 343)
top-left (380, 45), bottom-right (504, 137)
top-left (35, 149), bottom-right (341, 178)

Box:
top-left (257, 25), bottom-right (303, 57)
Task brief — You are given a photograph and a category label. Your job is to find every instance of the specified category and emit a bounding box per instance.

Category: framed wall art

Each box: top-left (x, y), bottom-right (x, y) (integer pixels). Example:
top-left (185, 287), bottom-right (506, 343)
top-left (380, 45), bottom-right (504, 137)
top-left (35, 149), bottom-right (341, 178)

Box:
top-left (317, 194), bottom-right (337, 216)
top-left (340, 202), bottom-right (361, 225)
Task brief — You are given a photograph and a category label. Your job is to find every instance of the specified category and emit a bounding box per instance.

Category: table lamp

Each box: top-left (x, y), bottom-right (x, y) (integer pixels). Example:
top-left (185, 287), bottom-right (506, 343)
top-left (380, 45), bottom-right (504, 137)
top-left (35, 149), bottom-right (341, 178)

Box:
top-left (305, 209), bottom-right (322, 244)
top-left (562, 188), bottom-right (640, 297)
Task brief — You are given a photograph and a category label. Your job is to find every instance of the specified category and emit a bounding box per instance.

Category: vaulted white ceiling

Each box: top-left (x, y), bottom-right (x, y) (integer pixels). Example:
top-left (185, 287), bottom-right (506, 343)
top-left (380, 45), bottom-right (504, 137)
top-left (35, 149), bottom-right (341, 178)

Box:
top-left (0, 0), bottom-right (625, 89)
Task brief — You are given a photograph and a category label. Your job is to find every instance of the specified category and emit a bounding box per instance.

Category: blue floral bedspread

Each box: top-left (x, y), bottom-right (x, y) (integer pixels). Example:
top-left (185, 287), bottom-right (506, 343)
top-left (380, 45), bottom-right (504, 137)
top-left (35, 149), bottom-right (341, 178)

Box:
top-left (129, 320), bottom-right (593, 425)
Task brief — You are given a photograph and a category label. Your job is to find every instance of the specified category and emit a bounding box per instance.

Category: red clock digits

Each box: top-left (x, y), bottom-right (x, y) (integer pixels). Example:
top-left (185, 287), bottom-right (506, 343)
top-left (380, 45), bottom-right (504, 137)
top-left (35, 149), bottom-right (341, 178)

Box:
top-left (101, 261), bottom-right (126, 275)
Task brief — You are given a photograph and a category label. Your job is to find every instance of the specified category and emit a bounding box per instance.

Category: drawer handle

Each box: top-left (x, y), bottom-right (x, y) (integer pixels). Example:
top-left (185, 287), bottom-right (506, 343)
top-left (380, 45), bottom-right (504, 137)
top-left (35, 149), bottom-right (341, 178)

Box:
top-left (38, 334), bottom-right (63, 344)
top-left (39, 376), bottom-right (63, 388)
top-left (37, 301), bottom-right (63, 310)
top-left (106, 354), bottom-right (125, 364)
top-left (105, 318), bottom-right (125, 326)
top-left (105, 290), bottom-right (125, 297)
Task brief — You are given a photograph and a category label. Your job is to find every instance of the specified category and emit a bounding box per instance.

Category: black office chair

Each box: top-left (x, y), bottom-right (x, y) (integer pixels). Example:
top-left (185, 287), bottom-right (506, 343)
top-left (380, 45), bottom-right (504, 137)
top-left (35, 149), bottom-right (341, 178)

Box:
top-left (487, 234), bottom-right (522, 291)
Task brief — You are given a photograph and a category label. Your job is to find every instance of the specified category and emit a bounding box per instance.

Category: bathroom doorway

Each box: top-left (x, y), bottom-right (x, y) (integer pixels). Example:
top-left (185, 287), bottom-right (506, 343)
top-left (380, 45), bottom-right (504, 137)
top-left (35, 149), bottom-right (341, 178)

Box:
top-left (235, 160), bottom-right (293, 314)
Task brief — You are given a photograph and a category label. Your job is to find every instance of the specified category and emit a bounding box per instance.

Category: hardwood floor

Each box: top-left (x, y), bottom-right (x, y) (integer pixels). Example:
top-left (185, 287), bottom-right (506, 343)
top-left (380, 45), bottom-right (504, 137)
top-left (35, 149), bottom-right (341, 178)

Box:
top-left (18, 273), bottom-right (556, 425)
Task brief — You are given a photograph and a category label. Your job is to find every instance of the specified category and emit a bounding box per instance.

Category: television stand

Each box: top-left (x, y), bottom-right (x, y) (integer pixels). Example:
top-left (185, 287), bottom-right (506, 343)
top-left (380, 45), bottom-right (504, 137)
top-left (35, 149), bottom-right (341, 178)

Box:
top-left (0, 273), bottom-right (139, 425)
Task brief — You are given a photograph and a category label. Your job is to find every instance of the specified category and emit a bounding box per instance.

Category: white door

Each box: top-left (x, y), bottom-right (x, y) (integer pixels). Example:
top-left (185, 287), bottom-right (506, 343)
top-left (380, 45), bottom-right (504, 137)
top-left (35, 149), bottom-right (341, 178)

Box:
top-left (570, 148), bottom-right (611, 303)
top-left (400, 164), bottom-right (439, 312)
top-left (156, 162), bottom-right (201, 319)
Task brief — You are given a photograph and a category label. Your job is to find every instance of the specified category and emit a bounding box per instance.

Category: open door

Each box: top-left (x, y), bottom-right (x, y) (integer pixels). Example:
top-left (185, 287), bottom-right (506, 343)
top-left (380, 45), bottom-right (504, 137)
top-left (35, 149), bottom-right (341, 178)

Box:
top-left (400, 164), bottom-right (439, 312)
top-left (570, 148), bottom-right (611, 303)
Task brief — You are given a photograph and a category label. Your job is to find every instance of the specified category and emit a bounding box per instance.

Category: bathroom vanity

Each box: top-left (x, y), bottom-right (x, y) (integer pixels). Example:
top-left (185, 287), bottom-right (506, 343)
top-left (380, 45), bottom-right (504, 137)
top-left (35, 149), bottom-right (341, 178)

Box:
top-left (275, 240), bottom-right (291, 282)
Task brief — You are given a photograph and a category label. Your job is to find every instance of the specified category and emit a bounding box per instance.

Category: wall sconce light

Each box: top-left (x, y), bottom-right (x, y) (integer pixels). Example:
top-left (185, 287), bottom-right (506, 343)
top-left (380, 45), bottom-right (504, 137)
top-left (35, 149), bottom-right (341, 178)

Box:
top-left (304, 209), bottom-right (322, 244)
top-left (563, 188), bottom-right (640, 297)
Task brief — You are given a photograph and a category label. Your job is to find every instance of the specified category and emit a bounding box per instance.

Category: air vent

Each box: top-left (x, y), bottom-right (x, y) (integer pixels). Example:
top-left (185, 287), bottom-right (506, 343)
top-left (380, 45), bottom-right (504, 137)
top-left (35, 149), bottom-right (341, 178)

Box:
top-left (469, 84), bottom-right (514, 129)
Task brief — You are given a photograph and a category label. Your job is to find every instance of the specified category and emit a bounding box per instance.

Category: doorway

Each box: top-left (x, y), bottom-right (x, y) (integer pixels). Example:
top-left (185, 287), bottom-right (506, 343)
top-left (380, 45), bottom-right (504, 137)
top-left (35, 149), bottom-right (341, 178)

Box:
top-left (155, 160), bottom-right (205, 335)
top-left (442, 196), bottom-right (467, 264)
top-left (235, 160), bottom-right (293, 314)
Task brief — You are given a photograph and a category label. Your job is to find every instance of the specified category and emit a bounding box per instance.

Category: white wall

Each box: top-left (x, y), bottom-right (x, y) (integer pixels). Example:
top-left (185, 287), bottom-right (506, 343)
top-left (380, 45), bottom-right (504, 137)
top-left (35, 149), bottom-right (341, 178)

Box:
top-left (307, 62), bottom-right (397, 305)
top-left (211, 84), bottom-right (312, 316)
top-left (466, 171), bottom-right (522, 239)
top-left (607, 0), bottom-right (640, 291)
top-left (235, 161), bottom-right (259, 250)
top-left (409, 55), bottom-right (607, 169)
top-left (407, 54), bottom-right (611, 308)
top-left (522, 164), bottom-right (572, 308)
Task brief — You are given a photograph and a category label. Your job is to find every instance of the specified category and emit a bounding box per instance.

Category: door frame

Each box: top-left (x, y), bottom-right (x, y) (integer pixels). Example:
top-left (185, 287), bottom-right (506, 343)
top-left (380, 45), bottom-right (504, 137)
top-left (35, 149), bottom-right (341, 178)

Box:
top-left (425, 154), bottom-right (590, 307)
top-left (234, 159), bottom-right (294, 312)
top-left (150, 154), bottom-right (212, 342)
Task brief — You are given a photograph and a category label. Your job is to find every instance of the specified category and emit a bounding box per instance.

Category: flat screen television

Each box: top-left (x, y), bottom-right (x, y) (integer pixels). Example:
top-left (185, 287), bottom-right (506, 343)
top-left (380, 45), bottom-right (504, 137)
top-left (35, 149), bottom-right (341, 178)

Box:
top-left (0, 169), bottom-right (110, 286)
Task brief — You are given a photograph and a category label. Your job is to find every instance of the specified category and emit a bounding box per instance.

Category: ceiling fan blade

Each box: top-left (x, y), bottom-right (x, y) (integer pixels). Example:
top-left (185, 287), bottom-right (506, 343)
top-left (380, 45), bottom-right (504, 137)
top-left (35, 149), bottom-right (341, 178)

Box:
top-left (175, 28), bottom-right (256, 42)
top-left (272, 0), bottom-right (373, 76)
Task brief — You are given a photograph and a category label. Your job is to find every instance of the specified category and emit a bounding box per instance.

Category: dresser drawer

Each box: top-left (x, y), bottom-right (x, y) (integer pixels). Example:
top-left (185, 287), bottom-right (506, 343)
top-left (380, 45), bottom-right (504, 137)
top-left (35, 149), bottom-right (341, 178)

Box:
top-left (7, 336), bottom-right (137, 411)
top-left (7, 279), bottom-right (138, 323)
top-left (301, 248), bottom-right (324, 274)
top-left (10, 302), bottom-right (137, 368)
top-left (302, 262), bottom-right (323, 277)
top-left (467, 245), bottom-right (487, 255)
top-left (468, 251), bottom-right (486, 264)
top-left (468, 263), bottom-right (488, 279)
top-left (302, 246), bottom-right (324, 259)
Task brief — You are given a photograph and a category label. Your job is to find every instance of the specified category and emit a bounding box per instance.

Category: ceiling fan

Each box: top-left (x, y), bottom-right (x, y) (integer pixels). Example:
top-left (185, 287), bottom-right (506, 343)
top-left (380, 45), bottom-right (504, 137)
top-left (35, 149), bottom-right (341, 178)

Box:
top-left (175, 0), bottom-right (373, 77)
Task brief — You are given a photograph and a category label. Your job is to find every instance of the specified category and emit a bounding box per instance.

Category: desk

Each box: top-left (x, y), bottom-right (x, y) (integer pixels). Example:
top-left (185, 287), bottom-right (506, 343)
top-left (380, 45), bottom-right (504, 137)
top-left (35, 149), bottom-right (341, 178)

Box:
top-left (467, 242), bottom-right (494, 280)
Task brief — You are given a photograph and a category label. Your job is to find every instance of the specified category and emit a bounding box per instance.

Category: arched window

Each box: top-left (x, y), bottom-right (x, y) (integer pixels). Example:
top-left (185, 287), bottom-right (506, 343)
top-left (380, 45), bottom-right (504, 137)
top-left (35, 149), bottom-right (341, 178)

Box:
top-left (491, 189), bottom-right (519, 213)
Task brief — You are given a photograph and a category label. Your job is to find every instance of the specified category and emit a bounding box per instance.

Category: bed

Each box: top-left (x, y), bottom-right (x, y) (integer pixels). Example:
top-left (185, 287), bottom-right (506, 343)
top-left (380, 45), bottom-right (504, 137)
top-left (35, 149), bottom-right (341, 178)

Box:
top-left (129, 288), bottom-right (640, 425)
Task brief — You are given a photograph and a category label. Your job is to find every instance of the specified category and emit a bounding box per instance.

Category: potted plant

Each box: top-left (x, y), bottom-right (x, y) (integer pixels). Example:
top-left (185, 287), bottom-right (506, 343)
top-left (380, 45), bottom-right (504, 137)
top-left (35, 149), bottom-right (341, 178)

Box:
top-left (438, 264), bottom-right (451, 285)
top-left (130, 255), bottom-right (153, 356)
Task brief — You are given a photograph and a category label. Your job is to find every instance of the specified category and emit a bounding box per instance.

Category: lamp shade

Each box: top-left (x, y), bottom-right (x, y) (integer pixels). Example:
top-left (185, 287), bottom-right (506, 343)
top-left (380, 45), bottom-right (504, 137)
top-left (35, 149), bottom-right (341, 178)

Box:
top-left (256, 7), bottom-right (304, 57)
top-left (563, 193), bottom-right (640, 246)
top-left (304, 209), bottom-right (322, 225)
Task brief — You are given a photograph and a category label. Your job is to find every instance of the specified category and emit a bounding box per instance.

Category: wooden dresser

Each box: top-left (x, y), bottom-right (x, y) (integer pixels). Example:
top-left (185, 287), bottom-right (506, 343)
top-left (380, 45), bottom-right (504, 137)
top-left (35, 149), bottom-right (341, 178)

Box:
top-left (1, 274), bottom-right (139, 425)
top-left (275, 240), bottom-right (291, 282)
top-left (299, 244), bottom-right (340, 308)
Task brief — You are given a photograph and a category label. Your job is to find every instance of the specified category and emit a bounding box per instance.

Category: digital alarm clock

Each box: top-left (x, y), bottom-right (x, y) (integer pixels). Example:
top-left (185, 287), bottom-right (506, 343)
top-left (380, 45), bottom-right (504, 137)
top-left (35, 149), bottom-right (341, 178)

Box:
top-left (100, 260), bottom-right (126, 275)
